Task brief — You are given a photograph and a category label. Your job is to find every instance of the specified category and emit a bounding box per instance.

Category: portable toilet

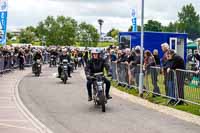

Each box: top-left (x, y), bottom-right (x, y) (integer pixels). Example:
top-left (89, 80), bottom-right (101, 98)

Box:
top-left (118, 32), bottom-right (188, 61)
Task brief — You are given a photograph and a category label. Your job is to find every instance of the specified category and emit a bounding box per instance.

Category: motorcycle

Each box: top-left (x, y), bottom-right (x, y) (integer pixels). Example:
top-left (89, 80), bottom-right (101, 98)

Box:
top-left (60, 59), bottom-right (69, 84)
top-left (49, 55), bottom-right (57, 67)
top-left (33, 59), bottom-right (41, 77)
top-left (90, 72), bottom-right (107, 112)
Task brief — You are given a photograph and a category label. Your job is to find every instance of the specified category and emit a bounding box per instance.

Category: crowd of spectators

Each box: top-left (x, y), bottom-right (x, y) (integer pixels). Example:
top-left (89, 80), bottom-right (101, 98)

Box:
top-left (104, 43), bottom-right (185, 104)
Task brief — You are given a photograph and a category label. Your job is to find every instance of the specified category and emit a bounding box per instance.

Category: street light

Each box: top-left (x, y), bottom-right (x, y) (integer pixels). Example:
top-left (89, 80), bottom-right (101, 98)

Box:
top-left (139, 0), bottom-right (144, 97)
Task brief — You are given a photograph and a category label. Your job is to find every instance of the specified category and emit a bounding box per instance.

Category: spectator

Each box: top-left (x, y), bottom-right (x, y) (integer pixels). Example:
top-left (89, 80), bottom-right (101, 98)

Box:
top-left (117, 49), bottom-right (127, 63)
top-left (18, 48), bottom-right (25, 70)
top-left (110, 50), bottom-right (117, 62)
top-left (131, 46), bottom-right (141, 87)
top-left (161, 42), bottom-right (170, 96)
top-left (193, 50), bottom-right (200, 70)
top-left (167, 50), bottom-right (185, 105)
top-left (153, 49), bottom-right (161, 66)
top-left (143, 50), bottom-right (160, 96)
top-left (126, 49), bottom-right (136, 87)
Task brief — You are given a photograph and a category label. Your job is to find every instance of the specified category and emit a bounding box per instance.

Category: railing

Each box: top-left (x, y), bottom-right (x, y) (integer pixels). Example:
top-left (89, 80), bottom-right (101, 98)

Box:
top-left (0, 53), bottom-right (50, 75)
top-left (110, 62), bottom-right (200, 106)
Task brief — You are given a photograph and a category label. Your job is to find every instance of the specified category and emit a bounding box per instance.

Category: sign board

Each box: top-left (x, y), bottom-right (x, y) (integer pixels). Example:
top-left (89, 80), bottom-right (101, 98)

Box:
top-left (0, 0), bottom-right (8, 45)
top-left (131, 9), bottom-right (137, 32)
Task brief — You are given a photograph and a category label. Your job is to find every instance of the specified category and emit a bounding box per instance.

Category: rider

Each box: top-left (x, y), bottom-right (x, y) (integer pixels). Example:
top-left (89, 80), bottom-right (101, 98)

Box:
top-left (85, 48), bottom-right (112, 101)
top-left (49, 47), bottom-right (58, 65)
top-left (32, 49), bottom-right (43, 72)
top-left (58, 48), bottom-right (72, 78)
top-left (50, 47), bottom-right (58, 58)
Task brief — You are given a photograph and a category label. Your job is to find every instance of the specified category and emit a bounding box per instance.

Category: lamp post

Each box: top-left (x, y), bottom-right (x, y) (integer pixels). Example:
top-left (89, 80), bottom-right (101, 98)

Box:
top-left (139, 0), bottom-right (144, 97)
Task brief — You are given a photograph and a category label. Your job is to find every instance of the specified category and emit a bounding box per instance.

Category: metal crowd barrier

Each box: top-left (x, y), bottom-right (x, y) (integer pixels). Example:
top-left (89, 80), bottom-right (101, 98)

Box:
top-left (175, 69), bottom-right (200, 106)
top-left (143, 67), bottom-right (178, 101)
top-left (129, 64), bottom-right (141, 89)
top-left (24, 53), bottom-right (33, 67)
top-left (110, 62), bottom-right (200, 106)
top-left (0, 56), bottom-right (4, 74)
top-left (116, 62), bottom-right (129, 86)
top-left (0, 52), bottom-right (50, 75)
top-left (0, 55), bottom-right (12, 73)
top-left (111, 62), bottom-right (118, 81)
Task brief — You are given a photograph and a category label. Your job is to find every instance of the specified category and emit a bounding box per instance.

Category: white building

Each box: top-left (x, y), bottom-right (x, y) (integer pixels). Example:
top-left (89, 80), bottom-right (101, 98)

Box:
top-left (99, 34), bottom-right (115, 42)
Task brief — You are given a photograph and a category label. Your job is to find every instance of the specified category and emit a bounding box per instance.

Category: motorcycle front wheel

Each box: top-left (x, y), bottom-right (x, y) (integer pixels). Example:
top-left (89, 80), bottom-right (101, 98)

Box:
top-left (99, 92), bottom-right (106, 112)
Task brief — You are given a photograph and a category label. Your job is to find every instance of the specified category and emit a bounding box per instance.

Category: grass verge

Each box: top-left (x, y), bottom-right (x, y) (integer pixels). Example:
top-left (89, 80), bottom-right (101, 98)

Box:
top-left (111, 80), bottom-right (200, 116)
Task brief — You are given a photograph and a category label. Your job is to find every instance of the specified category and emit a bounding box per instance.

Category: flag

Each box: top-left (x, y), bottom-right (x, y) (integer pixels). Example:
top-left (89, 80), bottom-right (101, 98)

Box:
top-left (0, 0), bottom-right (8, 45)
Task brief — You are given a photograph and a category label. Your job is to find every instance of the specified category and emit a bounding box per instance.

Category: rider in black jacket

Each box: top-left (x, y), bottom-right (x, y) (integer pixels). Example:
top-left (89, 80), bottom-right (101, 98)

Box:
top-left (58, 48), bottom-right (72, 78)
top-left (85, 49), bottom-right (112, 101)
top-left (32, 49), bottom-right (43, 73)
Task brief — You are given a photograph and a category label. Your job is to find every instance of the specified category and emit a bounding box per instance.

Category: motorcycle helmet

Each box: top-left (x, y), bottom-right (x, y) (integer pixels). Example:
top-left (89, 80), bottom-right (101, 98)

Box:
top-left (91, 48), bottom-right (101, 54)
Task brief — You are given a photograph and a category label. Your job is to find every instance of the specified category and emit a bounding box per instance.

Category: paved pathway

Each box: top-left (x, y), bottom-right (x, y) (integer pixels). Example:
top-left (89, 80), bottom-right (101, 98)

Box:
top-left (18, 67), bottom-right (200, 133)
top-left (0, 69), bottom-right (39, 133)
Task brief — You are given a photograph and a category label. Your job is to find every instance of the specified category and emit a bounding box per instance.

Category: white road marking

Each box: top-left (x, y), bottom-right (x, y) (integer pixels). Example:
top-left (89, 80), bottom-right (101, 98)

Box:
top-left (0, 123), bottom-right (36, 131)
top-left (0, 120), bottom-right (27, 122)
top-left (0, 106), bottom-right (16, 109)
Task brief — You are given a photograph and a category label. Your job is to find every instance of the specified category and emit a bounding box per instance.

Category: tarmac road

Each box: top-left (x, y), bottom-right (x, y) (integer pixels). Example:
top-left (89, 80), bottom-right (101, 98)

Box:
top-left (18, 67), bottom-right (200, 133)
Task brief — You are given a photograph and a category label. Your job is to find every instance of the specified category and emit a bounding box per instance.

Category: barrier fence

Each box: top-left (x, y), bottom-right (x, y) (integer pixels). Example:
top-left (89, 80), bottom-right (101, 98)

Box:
top-left (0, 53), bottom-right (50, 75)
top-left (110, 62), bottom-right (200, 106)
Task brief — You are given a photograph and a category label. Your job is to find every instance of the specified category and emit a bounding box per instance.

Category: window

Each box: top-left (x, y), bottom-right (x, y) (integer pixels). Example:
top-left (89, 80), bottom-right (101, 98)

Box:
top-left (119, 35), bottom-right (131, 49)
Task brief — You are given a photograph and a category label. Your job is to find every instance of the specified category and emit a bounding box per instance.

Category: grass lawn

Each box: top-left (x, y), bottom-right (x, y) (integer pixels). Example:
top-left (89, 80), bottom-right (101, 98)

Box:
top-left (111, 77), bottom-right (200, 116)
top-left (76, 42), bottom-right (116, 47)
top-left (97, 42), bottom-right (115, 47)
top-left (144, 74), bottom-right (200, 104)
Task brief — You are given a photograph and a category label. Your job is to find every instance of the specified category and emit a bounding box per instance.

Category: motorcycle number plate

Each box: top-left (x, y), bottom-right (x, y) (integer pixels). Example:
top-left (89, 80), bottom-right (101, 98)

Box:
top-left (98, 86), bottom-right (103, 91)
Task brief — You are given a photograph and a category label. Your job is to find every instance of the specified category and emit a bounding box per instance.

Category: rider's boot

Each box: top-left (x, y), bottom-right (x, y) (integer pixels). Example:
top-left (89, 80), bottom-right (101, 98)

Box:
top-left (88, 96), bottom-right (92, 101)
top-left (106, 94), bottom-right (112, 100)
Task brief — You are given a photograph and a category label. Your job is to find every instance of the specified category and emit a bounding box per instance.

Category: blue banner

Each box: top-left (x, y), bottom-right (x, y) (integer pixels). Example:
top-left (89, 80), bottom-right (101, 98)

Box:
top-left (0, 0), bottom-right (8, 45)
top-left (131, 9), bottom-right (137, 32)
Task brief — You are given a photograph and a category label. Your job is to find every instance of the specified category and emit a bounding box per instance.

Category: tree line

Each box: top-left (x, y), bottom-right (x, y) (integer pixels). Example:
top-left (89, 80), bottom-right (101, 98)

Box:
top-left (16, 16), bottom-right (99, 47)
top-left (128, 3), bottom-right (200, 40)
top-left (9, 3), bottom-right (200, 46)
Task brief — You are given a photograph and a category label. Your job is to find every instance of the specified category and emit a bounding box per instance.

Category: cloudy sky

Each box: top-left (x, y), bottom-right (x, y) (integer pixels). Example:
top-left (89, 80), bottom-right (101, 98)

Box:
top-left (8, 0), bottom-right (200, 33)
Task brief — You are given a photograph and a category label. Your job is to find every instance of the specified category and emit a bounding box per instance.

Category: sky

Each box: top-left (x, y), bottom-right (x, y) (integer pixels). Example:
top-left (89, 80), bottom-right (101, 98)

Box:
top-left (7, 0), bottom-right (200, 33)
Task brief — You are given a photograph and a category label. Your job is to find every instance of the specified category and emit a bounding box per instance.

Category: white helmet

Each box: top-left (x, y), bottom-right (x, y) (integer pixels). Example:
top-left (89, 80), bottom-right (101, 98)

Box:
top-left (91, 48), bottom-right (101, 54)
top-left (62, 48), bottom-right (67, 52)
top-left (135, 45), bottom-right (141, 51)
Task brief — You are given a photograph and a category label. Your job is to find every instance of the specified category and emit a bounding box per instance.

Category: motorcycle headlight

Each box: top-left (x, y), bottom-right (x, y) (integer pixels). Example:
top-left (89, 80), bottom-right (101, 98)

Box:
top-left (97, 81), bottom-right (103, 90)
top-left (36, 60), bottom-right (40, 63)
top-left (97, 81), bottom-right (103, 86)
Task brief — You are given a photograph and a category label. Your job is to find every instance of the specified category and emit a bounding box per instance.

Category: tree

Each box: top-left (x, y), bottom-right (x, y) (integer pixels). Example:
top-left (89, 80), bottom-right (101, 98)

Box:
top-left (162, 22), bottom-right (180, 32)
top-left (78, 22), bottom-right (99, 47)
top-left (98, 19), bottom-right (104, 35)
top-left (19, 27), bottom-right (35, 43)
top-left (128, 25), bottom-right (141, 32)
top-left (36, 16), bottom-right (78, 46)
top-left (144, 20), bottom-right (162, 32)
top-left (107, 28), bottom-right (119, 39)
top-left (7, 32), bottom-right (13, 40)
top-left (178, 3), bottom-right (200, 40)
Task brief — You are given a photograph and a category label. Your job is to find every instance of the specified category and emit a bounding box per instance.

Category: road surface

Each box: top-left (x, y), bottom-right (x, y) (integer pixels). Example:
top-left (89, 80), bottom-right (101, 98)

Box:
top-left (18, 67), bottom-right (200, 133)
